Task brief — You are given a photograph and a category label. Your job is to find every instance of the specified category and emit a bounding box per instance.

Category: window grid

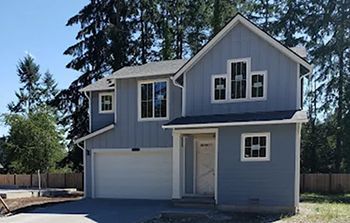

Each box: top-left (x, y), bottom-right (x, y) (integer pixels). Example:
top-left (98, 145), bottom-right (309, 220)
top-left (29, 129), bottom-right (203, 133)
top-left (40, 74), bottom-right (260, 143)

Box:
top-left (99, 93), bottom-right (113, 113)
top-left (140, 80), bottom-right (168, 120)
top-left (214, 77), bottom-right (226, 101)
top-left (241, 133), bottom-right (270, 161)
top-left (251, 73), bottom-right (265, 98)
top-left (231, 61), bottom-right (247, 99)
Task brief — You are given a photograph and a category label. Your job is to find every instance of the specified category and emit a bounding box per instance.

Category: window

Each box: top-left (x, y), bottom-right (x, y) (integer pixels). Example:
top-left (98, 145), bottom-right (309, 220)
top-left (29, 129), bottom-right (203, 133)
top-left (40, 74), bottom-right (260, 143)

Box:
top-left (229, 59), bottom-right (249, 100)
top-left (241, 133), bottom-right (270, 161)
top-left (212, 75), bottom-right (226, 101)
top-left (139, 79), bottom-right (168, 120)
top-left (251, 71), bottom-right (266, 99)
top-left (99, 92), bottom-right (114, 113)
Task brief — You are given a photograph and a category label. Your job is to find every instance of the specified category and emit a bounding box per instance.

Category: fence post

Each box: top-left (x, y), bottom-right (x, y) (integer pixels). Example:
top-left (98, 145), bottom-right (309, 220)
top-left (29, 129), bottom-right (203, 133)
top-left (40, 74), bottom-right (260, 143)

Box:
top-left (64, 173), bottom-right (67, 188)
top-left (329, 173), bottom-right (332, 193)
top-left (14, 174), bottom-right (16, 186)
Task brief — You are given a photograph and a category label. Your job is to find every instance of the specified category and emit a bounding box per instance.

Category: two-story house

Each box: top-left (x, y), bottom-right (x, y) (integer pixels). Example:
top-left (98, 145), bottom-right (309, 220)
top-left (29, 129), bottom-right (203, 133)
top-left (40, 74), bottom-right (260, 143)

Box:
top-left (75, 13), bottom-right (312, 213)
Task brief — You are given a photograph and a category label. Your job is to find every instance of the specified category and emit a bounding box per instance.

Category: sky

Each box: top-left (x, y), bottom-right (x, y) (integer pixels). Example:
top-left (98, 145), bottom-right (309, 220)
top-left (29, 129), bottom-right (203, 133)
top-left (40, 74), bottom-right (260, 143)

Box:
top-left (0, 0), bottom-right (88, 136)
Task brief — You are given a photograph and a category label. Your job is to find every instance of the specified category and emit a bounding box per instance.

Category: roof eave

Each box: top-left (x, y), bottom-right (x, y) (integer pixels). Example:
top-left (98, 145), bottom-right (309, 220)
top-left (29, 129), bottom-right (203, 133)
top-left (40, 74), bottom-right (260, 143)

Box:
top-left (74, 124), bottom-right (115, 144)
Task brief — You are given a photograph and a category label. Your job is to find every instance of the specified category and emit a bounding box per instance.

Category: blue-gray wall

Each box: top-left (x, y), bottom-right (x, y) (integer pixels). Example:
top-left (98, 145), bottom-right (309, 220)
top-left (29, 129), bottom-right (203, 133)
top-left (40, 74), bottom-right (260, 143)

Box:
top-left (217, 124), bottom-right (298, 208)
top-left (91, 91), bottom-right (114, 131)
top-left (185, 22), bottom-right (298, 116)
top-left (85, 75), bottom-right (182, 197)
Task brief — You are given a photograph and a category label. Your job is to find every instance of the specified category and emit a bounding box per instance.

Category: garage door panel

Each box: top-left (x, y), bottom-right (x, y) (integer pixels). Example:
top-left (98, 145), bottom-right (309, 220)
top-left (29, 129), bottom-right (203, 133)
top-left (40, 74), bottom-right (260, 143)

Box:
top-left (93, 149), bottom-right (172, 199)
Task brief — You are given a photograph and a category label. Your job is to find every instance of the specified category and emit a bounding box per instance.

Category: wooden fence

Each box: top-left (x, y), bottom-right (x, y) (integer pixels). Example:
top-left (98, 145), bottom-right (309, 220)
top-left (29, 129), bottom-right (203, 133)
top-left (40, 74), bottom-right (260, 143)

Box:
top-left (0, 173), bottom-right (83, 191)
top-left (300, 173), bottom-right (350, 193)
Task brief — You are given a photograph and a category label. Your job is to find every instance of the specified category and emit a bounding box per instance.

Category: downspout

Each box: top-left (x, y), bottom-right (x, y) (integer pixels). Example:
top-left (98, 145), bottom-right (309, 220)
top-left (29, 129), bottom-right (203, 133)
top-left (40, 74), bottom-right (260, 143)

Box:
top-left (170, 74), bottom-right (186, 117)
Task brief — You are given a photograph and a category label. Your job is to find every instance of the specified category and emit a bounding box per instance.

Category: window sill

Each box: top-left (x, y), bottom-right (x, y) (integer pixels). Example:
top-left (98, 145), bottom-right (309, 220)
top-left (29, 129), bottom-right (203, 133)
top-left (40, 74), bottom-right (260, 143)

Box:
top-left (138, 117), bottom-right (169, 122)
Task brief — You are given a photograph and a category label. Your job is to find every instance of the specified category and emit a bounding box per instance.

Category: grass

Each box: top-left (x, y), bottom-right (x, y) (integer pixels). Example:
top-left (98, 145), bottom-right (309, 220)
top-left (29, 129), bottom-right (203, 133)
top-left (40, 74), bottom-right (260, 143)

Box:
top-left (280, 193), bottom-right (350, 223)
top-left (144, 193), bottom-right (350, 223)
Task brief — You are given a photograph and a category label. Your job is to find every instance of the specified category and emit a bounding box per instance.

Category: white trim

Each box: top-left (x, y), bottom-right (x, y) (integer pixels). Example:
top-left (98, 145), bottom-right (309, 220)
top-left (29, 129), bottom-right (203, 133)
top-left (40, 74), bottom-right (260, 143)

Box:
top-left (74, 124), bottom-right (115, 144)
top-left (115, 72), bottom-right (174, 80)
top-left (83, 141), bottom-right (87, 198)
top-left (241, 132), bottom-right (270, 162)
top-left (250, 70), bottom-right (267, 101)
top-left (182, 73), bottom-right (187, 116)
top-left (91, 147), bottom-right (172, 199)
top-left (227, 58), bottom-right (250, 101)
top-left (99, 92), bottom-right (114, 114)
top-left (296, 64), bottom-right (301, 109)
top-left (114, 79), bottom-right (118, 123)
top-left (163, 110), bottom-right (308, 129)
top-left (193, 137), bottom-right (216, 196)
top-left (137, 78), bottom-right (170, 121)
top-left (172, 132), bottom-right (182, 199)
top-left (173, 14), bottom-right (312, 81)
top-left (171, 128), bottom-right (218, 203)
top-left (211, 74), bottom-right (227, 103)
top-left (79, 87), bottom-right (115, 92)
top-left (295, 123), bottom-right (301, 207)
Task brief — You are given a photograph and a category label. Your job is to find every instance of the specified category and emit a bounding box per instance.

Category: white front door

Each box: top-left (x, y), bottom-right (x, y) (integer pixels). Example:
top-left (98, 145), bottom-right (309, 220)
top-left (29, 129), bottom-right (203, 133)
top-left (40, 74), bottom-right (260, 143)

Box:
top-left (195, 138), bottom-right (215, 195)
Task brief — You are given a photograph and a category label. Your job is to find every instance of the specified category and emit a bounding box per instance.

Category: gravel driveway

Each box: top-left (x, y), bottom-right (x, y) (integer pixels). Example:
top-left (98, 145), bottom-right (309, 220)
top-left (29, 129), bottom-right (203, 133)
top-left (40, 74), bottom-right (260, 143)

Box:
top-left (0, 199), bottom-right (171, 223)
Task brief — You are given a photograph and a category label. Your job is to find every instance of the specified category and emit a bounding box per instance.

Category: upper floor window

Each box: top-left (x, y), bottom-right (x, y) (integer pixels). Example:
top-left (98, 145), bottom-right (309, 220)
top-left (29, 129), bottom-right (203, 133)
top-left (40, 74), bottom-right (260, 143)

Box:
top-left (99, 92), bottom-right (114, 113)
top-left (212, 75), bottom-right (226, 102)
top-left (211, 57), bottom-right (267, 103)
top-left (251, 71), bottom-right (267, 99)
top-left (229, 59), bottom-right (249, 100)
top-left (241, 132), bottom-right (270, 162)
top-left (138, 79), bottom-right (168, 121)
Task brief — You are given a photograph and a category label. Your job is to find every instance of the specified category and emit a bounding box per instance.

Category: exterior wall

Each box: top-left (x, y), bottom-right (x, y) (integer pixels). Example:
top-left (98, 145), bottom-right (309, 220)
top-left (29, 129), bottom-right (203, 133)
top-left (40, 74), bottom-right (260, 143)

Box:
top-left (184, 136), bottom-right (194, 194)
top-left (85, 75), bottom-right (182, 198)
top-left (91, 91), bottom-right (114, 131)
top-left (217, 124), bottom-right (298, 210)
top-left (185, 22), bottom-right (298, 116)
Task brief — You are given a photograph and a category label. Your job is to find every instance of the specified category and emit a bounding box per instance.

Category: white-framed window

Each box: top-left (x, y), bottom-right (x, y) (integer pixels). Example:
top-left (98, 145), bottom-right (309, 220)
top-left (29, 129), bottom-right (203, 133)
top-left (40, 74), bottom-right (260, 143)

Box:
top-left (250, 71), bottom-right (267, 100)
top-left (211, 74), bottom-right (227, 102)
top-left (99, 92), bottom-right (114, 114)
top-left (211, 58), bottom-right (268, 103)
top-left (138, 79), bottom-right (169, 121)
top-left (228, 58), bottom-right (250, 100)
top-left (241, 132), bottom-right (270, 161)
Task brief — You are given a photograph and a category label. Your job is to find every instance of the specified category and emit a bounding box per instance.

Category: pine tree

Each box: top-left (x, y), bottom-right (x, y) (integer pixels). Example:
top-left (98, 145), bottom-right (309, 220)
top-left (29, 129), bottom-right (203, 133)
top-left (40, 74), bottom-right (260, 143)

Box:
top-left (303, 0), bottom-right (350, 172)
top-left (41, 71), bottom-right (59, 104)
top-left (8, 55), bottom-right (41, 113)
top-left (53, 0), bottom-right (134, 171)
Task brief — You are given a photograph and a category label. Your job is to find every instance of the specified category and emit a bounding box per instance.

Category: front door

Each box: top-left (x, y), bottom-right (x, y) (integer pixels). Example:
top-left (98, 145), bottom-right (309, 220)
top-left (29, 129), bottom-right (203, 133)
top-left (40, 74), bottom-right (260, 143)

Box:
top-left (195, 138), bottom-right (215, 195)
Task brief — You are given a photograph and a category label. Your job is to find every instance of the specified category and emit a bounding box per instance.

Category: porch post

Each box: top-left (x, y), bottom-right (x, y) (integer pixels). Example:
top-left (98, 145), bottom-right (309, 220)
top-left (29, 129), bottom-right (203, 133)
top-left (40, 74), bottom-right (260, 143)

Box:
top-left (172, 131), bottom-right (181, 199)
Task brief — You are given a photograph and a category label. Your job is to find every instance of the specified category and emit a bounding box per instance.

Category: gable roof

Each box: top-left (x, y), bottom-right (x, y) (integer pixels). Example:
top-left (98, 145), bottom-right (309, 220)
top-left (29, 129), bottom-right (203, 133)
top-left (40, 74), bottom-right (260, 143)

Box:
top-left (110, 59), bottom-right (187, 79)
top-left (173, 13), bottom-right (312, 81)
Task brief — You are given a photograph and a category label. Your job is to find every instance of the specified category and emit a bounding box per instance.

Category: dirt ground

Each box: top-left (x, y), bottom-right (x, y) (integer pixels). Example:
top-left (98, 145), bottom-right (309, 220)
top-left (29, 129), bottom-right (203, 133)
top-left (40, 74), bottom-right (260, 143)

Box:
top-left (0, 194), bottom-right (83, 215)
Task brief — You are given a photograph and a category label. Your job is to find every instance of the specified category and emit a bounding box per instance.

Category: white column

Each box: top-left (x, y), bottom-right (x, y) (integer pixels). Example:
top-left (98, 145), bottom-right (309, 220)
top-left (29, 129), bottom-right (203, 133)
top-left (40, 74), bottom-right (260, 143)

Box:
top-left (172, 131), bottom-right (181, 199)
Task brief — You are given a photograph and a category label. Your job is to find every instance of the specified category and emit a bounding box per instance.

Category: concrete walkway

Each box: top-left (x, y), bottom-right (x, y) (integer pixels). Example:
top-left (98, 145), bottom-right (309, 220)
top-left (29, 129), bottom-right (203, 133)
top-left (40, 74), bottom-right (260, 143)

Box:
top-left (0, 199), bottom-right (172, 223)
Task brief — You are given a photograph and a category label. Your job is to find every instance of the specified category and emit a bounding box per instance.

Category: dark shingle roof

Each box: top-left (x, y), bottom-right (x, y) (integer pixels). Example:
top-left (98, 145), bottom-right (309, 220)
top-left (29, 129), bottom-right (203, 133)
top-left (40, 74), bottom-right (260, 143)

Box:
top-left (164, 110), bottom-right (299, 127)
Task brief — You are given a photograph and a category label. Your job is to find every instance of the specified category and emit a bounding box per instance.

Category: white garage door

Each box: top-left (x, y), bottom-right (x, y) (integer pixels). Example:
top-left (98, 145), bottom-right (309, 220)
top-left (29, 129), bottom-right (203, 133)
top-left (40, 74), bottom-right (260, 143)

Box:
top-left (93, 149), bottom-right (172, 199)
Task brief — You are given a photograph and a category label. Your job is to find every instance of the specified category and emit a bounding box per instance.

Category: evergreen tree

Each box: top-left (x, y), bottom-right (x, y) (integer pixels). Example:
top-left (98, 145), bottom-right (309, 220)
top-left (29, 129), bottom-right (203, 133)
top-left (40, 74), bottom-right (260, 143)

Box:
top-left (53, 0), bottom-right (133, 171)
top-left (8, 55), bottom-right (41, 113)
top-left (41, 71), bottom-right (59, 104)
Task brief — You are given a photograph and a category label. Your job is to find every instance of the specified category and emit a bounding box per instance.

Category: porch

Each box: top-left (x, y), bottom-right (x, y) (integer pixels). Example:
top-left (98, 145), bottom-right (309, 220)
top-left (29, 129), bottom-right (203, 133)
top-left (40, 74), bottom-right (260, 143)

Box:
top-left (172, 128), bottom-right (218, 205)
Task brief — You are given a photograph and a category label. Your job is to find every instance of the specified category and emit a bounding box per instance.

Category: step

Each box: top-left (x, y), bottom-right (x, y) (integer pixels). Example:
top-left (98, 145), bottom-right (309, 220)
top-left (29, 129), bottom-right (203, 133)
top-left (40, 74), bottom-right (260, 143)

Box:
top-left (173, 196), bottom-right (215, 208)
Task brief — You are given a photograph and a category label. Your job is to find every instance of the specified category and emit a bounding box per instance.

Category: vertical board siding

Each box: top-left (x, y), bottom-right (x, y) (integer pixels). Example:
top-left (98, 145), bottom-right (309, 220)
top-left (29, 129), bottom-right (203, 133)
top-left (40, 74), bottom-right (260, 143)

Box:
top-left (185, 23), bottom-right (298, 116)
top-left (91, 91), bottom-right (115, 131)
top-left (218, 124), bottom-right (297, 207)
top-left (87, 75), bottom-right (182, 149)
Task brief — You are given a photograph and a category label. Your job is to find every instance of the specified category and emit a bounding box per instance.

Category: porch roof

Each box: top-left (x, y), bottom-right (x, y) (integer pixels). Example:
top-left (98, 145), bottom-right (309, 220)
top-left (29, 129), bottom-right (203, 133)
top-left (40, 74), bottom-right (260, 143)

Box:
top-left (163, 110), bottom-right (307, 129)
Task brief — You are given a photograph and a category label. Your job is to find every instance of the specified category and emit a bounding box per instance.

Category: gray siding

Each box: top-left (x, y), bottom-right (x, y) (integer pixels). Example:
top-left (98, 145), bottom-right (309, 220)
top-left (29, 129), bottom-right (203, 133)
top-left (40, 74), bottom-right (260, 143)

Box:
top-left (85, 76), bottom-right (181, 198)
top-left (185, 22), bottom-right (298, 116)
top-left (91, 91), bottom-right (114, 131)
top-left (87, 75), bottom-right (182, 149)
top-left (184, 136), bottom-right (194, 194)
top-left (217, 124), bottom-right (298, 207)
